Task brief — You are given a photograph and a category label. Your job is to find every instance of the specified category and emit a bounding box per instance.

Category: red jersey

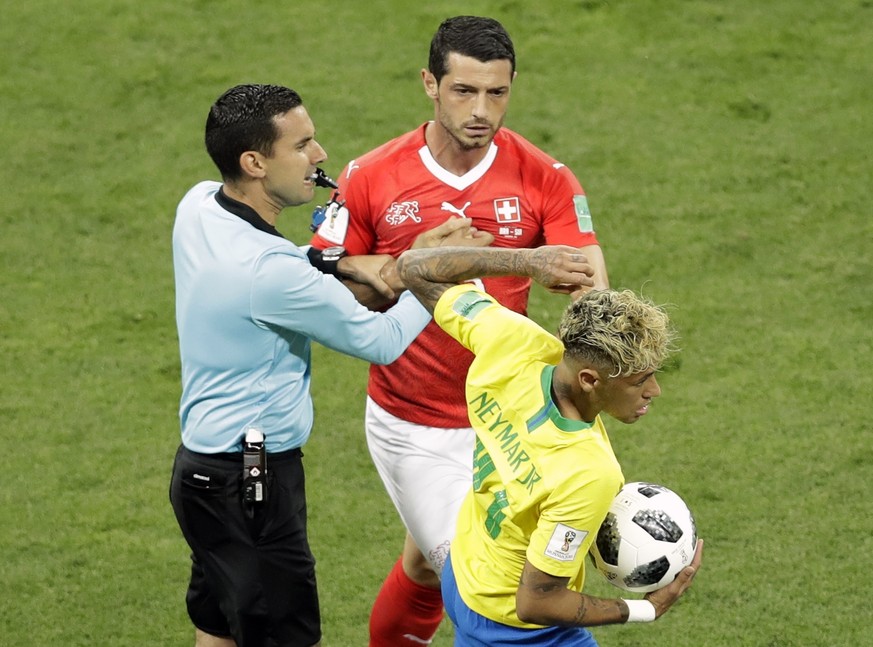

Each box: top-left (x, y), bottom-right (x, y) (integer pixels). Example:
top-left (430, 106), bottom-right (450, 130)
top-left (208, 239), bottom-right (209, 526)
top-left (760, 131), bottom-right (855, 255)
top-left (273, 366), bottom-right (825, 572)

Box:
top-left (311, 123), bottom-right (599, 427)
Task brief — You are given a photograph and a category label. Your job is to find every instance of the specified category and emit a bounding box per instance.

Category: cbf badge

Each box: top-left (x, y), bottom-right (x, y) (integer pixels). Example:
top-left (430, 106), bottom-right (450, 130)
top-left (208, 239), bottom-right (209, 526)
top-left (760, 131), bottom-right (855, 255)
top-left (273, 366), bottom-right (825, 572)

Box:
top-left (545, 523), bottom-right (587, 562)
top-left (574, 195), bottom-right (593, 233)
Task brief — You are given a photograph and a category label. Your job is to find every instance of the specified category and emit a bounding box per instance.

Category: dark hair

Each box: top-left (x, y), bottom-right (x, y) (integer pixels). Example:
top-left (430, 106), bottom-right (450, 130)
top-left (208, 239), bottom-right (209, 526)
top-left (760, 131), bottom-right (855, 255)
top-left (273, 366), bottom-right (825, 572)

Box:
top-left (204, 84), bottom-right (303, 181)
top-left (428, 16), bottom-right (516, 83)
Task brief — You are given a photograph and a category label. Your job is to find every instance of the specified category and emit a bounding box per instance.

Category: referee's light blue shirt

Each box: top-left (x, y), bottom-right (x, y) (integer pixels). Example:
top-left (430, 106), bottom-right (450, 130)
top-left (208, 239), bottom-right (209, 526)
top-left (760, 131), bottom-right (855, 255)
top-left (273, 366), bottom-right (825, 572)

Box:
top-left (173, 181), bottom-right (430, 454)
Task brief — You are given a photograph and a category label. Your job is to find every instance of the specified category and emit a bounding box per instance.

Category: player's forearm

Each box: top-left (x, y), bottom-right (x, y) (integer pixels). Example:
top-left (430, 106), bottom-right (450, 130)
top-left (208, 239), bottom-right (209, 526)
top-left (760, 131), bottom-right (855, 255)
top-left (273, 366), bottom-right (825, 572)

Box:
top-left (516, 560), bottom-right (639, 628)
top-left (397, 245), bottom-right (593, 312)
top-left (579, 243), bottom-right (609, 289)
top-left (396, 247), bottom-right (533, 313)
top-left (516, 589), bottom-right (630, 627)
top-left (398, 246), bottom-right (534, 284)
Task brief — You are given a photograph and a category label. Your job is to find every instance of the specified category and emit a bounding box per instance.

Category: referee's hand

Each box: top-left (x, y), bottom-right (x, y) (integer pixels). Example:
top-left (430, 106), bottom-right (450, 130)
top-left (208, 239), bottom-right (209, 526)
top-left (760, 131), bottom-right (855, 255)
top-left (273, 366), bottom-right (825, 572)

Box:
top-left (337, 254), bottom-right (397, 299)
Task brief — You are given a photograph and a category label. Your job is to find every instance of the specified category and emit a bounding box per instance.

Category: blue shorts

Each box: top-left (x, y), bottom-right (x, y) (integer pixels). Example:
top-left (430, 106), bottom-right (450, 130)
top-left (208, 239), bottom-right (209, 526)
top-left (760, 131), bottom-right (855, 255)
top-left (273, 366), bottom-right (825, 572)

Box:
top-left (441, 553), bottom-right (599, 646)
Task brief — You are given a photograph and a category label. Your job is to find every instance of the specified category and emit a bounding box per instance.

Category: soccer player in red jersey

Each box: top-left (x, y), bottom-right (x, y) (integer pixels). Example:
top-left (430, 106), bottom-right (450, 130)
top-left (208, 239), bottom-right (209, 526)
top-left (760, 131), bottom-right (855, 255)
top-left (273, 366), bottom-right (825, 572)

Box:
top-left (310, 16), bottom-right (609, 646)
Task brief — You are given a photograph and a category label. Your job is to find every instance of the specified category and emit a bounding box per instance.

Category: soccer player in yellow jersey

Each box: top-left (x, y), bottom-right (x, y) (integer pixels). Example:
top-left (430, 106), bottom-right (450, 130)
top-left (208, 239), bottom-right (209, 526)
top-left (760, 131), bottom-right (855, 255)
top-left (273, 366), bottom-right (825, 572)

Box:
top-left (396, 245), bottom-right (703, 646)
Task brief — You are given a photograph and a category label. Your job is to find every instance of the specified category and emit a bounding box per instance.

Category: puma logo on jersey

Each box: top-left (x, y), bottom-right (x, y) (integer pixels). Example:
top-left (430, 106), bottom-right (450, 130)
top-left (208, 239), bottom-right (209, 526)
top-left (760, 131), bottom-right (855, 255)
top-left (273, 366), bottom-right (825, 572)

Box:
top-left (441, 201), bottom-right (471, 218)
top-left (385, 201), bottom-right (422, 225)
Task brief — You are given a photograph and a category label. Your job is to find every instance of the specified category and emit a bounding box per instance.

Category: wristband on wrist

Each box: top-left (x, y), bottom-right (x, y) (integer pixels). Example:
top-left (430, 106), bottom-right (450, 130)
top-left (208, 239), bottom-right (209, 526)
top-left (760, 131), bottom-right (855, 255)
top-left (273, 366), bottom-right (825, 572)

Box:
top-left (623, 599), bottom-right (656, 623)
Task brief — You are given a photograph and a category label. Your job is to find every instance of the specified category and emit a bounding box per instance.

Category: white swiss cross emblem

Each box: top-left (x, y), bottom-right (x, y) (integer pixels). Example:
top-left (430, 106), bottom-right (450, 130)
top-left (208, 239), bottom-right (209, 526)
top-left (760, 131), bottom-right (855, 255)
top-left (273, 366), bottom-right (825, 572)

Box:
top-left (493, 197), bottom-right (521, 224)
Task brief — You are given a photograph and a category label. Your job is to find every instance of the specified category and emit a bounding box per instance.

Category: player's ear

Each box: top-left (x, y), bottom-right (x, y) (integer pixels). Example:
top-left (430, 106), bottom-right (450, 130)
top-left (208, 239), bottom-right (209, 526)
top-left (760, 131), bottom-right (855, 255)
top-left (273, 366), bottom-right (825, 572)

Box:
top-left (577, 368), bottom-right (600, 393)
top-left (239, 150), bottom-right (267, 179)
top-left (422, 69), bottom-right (439, 99)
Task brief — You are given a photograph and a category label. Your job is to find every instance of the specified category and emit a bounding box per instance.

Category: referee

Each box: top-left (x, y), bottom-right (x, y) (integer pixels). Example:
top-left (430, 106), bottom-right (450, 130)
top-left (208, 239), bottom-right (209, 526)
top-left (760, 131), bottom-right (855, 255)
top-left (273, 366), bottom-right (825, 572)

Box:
top-left (169, 84), bottom-right (436, 647)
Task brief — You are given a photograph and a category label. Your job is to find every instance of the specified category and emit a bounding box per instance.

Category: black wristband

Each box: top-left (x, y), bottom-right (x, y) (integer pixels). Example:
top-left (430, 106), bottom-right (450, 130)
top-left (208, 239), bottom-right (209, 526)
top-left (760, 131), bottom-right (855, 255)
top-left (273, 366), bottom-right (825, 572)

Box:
top-left (306, 246), bottom-right (347, 277)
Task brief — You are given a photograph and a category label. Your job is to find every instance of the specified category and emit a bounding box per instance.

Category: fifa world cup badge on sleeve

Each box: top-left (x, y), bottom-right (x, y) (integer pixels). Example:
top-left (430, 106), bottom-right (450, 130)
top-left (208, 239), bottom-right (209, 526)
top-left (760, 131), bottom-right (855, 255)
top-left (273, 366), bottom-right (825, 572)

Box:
top-left (545, 523), bottom-right (587, 561)
top-left (315, 200), bottom-right (349, 245)
top-left (574, 195), bottom-right (593, 233)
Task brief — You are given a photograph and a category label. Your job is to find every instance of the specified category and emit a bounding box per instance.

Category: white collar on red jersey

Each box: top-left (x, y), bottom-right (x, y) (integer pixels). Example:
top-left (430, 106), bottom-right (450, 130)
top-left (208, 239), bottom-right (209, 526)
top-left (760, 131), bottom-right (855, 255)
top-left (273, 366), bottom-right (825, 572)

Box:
top-left (417, 141), bottom-right (498, 191)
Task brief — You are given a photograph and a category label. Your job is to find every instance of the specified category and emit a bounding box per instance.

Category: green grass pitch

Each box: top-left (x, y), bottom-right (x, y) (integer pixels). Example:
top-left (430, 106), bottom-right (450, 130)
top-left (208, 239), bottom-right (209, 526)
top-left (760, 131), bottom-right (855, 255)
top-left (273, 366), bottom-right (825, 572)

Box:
top-left (1, 1), bottom-right (871, 644)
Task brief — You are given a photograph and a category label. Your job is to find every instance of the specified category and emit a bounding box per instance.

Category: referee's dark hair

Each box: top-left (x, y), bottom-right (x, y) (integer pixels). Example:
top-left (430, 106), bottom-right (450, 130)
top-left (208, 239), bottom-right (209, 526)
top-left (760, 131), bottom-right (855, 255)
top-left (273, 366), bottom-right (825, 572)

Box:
top-left (205, 84), bottom-right (303, 181)
top-left (428, 16), bottom-right (516, 84)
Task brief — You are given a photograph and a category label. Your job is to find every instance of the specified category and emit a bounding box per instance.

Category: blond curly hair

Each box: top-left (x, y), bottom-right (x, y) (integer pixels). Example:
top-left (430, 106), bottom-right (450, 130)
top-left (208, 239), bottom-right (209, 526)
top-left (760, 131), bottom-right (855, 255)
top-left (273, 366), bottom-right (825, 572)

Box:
top-left (558, 289), bottom-right (677, 378)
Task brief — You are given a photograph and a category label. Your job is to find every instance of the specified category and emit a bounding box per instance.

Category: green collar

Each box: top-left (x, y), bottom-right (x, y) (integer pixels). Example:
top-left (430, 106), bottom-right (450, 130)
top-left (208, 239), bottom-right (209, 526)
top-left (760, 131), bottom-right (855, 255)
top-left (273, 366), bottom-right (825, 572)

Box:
top-left (525, 365), bottom-right (594, 433)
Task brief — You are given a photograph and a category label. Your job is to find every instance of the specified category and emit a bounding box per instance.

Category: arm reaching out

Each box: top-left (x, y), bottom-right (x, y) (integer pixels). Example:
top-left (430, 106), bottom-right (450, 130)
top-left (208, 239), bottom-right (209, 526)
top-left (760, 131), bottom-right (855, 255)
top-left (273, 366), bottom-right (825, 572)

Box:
top-left (337, 216), bottom-right (495, 310)
top-left (396, 245), bottom-right (595, 313)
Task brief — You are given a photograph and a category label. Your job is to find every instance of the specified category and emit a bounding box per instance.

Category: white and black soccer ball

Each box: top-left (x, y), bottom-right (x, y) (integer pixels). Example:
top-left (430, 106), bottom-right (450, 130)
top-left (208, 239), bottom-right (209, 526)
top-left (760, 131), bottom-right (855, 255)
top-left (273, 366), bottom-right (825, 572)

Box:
top-left (589, 482), bottom-right (697, 593)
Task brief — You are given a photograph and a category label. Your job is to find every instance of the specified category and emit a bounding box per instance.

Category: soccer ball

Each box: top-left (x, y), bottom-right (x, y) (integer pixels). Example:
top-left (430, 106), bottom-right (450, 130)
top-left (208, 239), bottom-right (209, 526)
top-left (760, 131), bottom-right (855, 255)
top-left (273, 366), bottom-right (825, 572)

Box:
top-left (589, 482), bottom-right (697, 593)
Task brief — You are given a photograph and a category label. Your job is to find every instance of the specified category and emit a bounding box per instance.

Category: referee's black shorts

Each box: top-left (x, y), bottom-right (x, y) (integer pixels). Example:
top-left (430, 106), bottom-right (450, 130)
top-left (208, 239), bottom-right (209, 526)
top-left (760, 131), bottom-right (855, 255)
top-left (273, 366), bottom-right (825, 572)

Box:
top-left (169, 444), bottom-right (321, 647)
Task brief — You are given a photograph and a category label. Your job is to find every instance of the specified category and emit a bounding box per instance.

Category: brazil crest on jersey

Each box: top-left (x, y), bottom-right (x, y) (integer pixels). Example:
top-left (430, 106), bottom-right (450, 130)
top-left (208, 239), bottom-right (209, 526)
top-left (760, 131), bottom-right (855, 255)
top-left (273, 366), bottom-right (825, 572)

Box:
top-left (435, 284), bottom-right (624, 628)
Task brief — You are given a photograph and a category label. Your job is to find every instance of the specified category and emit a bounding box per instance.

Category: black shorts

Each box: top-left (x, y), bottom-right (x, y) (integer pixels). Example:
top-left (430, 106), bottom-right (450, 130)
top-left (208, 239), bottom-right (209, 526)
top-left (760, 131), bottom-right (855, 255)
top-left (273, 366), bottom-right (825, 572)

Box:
top-left (169, 444), bottom-right (321, 647)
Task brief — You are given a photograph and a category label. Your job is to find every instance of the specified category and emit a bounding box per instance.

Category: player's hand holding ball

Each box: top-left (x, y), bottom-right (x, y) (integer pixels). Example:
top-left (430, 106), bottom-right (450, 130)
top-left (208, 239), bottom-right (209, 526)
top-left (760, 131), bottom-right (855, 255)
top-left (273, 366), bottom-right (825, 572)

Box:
top-left (645, 538), bottom-right (703, 619)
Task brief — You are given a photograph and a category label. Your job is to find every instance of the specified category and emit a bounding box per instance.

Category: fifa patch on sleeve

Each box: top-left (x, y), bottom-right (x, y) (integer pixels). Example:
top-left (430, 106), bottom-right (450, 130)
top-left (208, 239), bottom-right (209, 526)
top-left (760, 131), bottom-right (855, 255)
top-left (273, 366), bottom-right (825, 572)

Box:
top-left (315, 203), bottom-right (349, 245)
top-left (452, 291), bottom-right (494, 320)
top-left (544, 523), bottom-right (588, 562)
top-left (573, 195), bottom-right (593, 233)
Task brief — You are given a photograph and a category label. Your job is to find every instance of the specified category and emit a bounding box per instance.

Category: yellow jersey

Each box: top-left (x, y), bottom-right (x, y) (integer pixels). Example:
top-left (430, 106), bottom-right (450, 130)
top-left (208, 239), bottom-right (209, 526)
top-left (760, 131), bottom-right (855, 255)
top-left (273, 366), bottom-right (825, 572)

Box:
top-left (435, 284), bottom-right (624, 628)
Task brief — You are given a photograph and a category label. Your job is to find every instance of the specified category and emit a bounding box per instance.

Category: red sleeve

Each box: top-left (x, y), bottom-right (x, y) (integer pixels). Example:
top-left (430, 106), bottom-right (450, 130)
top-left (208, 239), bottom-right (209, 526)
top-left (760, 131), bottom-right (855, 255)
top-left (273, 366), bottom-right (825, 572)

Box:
top-left (308, 161), bottom-right (378, 255)
top-left (540, 164), bottom-right (599, 248)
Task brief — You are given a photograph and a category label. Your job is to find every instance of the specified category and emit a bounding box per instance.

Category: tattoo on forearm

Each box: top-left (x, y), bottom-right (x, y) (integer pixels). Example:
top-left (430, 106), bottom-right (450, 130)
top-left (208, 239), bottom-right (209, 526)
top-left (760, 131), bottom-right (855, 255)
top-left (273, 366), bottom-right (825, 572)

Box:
top-left (574, 596), bottom-right (629, 627)
top-left (619, 599), bottom-right (630, 623)
top-left (574, 597), bottom-right (588, 625)
top-left (415, 248), bottom-right (529, 283)
top-left (401, 248), bottom-right (526, 311)
top-left (519, 567), bottom-right (564, 594)
top-left (418, 280), bottom-right (454, 310)
top-left (429, 248), bottom-right (523, 280)
top-left (399, 259), bottom-right (453, 310)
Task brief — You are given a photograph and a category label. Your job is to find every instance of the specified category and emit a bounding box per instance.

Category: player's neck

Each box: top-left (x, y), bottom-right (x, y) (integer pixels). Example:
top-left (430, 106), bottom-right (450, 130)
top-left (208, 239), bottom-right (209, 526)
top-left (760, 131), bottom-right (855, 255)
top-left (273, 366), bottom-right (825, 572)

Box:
top-left (552, 365), bottom-right (599, 424)
top-left (222, 181), bottom-right (281, 226)
top-left (424, 121), bottom-right (490, 176)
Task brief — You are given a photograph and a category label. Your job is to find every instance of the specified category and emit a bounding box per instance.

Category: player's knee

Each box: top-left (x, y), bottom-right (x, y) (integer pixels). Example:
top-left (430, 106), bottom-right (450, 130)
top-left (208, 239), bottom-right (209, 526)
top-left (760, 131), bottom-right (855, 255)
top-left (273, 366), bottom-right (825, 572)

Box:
top-left (401, 534), bottom-right (446, 587)
top-left (403, 559), bottom-right (440, 588)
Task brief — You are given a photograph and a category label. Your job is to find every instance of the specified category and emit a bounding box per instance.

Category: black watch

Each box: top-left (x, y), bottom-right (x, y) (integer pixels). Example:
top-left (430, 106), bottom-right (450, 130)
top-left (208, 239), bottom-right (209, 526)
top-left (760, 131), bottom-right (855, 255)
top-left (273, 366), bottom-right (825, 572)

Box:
top-left (306, 245), bottom-right (348, 277)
